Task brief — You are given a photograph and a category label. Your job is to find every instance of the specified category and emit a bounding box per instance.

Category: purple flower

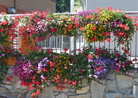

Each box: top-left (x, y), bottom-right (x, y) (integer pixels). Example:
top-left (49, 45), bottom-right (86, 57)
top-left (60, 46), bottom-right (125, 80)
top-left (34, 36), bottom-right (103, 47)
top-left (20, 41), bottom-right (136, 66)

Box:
top-left (89, 74), bottom-right (92, 77)
top-left (2, 54), bottom-right (5, 56)
top-left (88, 59), bottom-right (93, 62)
top-left (93, 75), bottom-right (98, 79)
top-left (89, 56), bottom-right (115, 79)
top-left (41, 75), bottom-right (44, 80)
top-left (88, 65), bottom-right (91, 67)
top-left (95, 21), bottom-right (98, 24)
top-left (91, 21), bottom-right (94, 24)
top-left (42, 57), bottom-right (48, 61)
top-left (38, 63), bottom-right (43, 70)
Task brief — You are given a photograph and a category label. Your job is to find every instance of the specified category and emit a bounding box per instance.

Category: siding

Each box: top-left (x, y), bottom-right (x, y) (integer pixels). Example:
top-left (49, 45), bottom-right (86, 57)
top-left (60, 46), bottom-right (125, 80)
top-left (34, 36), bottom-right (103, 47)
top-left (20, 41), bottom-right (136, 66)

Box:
top-left (0, 0), bottom-right (56, 13)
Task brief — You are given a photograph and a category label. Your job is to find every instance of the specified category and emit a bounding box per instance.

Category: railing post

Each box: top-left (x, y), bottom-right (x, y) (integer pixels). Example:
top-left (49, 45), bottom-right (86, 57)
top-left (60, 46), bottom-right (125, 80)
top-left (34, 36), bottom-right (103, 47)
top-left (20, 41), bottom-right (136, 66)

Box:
top-left (74, 36), bottom-right (76, 54)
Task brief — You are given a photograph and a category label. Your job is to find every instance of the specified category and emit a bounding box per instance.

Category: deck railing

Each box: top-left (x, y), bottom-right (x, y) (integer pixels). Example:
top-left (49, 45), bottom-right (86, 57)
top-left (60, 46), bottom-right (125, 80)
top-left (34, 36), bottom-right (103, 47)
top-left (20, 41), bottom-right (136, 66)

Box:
top-left (4, 12), bottom-right (138, 66)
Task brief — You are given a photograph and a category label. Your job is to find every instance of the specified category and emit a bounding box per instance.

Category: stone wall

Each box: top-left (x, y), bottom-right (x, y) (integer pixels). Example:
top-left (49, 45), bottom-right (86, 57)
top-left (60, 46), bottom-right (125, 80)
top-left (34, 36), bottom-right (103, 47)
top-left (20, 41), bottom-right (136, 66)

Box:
top-left (0, 66), bottom-right (138, 98)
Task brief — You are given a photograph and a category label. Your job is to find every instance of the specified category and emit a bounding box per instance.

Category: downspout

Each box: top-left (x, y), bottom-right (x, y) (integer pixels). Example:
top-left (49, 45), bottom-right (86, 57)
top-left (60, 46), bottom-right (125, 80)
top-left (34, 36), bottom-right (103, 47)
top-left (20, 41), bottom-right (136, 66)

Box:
top-left (14, 0), bottom-right (16, 9)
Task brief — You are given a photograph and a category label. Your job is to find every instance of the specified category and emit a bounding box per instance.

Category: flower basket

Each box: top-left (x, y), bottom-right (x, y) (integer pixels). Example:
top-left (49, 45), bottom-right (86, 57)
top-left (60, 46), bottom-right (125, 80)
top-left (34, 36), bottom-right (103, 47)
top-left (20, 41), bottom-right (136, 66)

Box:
top-left (4, 57), bottom-right (16, 66)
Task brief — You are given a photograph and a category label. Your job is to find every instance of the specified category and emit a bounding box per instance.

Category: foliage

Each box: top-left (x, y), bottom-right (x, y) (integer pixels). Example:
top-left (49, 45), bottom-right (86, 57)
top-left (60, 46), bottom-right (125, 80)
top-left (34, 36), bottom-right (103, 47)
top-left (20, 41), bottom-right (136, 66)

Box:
top-left (56, 0), bottom-right (70, 13)
top-left (0, 46), bottom-right (8, 83)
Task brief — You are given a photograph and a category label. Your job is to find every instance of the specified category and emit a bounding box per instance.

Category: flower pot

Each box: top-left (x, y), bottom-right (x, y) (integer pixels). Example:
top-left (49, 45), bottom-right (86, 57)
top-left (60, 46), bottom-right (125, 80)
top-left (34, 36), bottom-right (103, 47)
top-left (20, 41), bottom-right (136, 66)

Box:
top-left (4, 57), bottom-right (16, 66)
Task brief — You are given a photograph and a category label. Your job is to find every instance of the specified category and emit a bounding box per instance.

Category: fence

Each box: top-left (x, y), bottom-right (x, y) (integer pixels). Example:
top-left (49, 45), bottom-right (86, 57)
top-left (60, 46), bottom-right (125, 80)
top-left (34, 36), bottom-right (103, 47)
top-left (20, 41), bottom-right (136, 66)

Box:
top-left (9, 12), bottom-right (138, 67)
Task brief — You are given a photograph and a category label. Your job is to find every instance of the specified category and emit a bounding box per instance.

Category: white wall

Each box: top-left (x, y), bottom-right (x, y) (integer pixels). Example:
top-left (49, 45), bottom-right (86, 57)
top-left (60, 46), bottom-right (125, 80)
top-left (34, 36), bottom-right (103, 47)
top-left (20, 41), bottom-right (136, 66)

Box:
top-left (87, 0), bottom-right (138, 11)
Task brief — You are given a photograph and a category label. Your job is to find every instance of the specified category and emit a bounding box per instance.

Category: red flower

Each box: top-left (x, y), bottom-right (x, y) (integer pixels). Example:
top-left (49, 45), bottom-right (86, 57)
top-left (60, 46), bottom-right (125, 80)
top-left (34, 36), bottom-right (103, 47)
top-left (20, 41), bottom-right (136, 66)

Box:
top-left (49, 61), bottom-right (55, 68)
top-left (96, 66), bottom-right (102, 71)
top-left (29, 83), bottom-right (33, 90)
top-left (2, 21), bottom-right (7, 25)
top-left (121, 41), bottom-right (124, 44)
top-left (80, 27), bottom-right (85, 31)
top-left (20, 81), bottom-right (30, 86)
top-left (92, 26), bottom-right (96, 31)
top-left (106, 6), bottom-right (112, 11)
top-left (70, 16), bottom-right (74, 21)
top-left (36, 89), bottom-right (40, 96)
top-left (125, 50), bottom-right (129, 54)
top-left (67, 73), bottom-right (69, 76)
top-left (32, 93), bottom-right (36, 97)
top-left (64, 48), bottom-right (68, 52)
top-left (32, 76), bottom-right (36, 80)
top-left (6, 75), bottom-right (13, 82)
top-left (126, 15), bottom-right (131, 19)
top-left (106, 38), bottom-right (111, 42)
top-left (47, 48), bottom-right (52, 54)
top-left (67, 25), bottom-right (72, 30)
top-left (43, 77), bottom-right (46, 81)
top-left (7, 49), bottom-right (11, 53)
top-left (72, 80), bottom-right (77, 85)
top-left (56, 86), bottom-right (59, 90)
top-left (68, 80), bottom-right (71, 84)
top-left (122, 47), bottom-right (124, 50)
top-left (76, 49), bottom-right (81, 52)
top-left (6, 77), bottom-right (11, 82)
top-left (56, 79), bottom-right (60, 83)
top-left (50, 27), bottom-right (55, 32)
top-left (116, 54), bottom-right (119, 57)
top-left (75, 23), bottom-right (79, 27)
top-left (120, 24), bottom-right (124, 28)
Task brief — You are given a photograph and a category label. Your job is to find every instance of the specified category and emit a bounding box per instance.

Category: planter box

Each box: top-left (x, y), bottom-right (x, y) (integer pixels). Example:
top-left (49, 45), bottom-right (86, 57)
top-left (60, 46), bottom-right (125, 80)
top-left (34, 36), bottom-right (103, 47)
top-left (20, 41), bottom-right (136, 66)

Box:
top-left (4, 57), bottom-right (16, 66)
top-left (19, 37), bottom-right (34, 55)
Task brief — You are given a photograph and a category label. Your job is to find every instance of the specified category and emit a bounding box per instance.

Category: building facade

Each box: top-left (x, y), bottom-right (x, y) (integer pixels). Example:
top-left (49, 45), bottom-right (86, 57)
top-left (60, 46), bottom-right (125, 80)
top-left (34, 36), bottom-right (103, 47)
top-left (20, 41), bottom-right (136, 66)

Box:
top-left (0, 0), bottom-right (56, 13)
